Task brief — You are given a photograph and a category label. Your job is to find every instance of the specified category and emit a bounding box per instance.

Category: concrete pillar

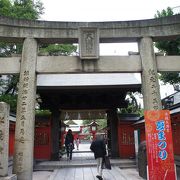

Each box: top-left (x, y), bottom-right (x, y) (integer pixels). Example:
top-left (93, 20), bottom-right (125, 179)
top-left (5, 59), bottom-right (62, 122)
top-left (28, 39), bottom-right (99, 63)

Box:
top-left (13, 38), bottom-right (37, 180)
top-left (139, 37), bottom-right (162, 110)
top-left (0, 102), bottom-right (10, 177)
top-left (107, 109), bottom-right (119, 158)
top-left (51, 109), bottom-right (60, 160)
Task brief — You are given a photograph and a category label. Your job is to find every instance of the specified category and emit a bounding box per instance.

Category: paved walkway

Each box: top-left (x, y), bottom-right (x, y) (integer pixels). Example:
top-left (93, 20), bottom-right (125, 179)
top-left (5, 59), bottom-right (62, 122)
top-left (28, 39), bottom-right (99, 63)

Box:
top-left (33, 142), bottom-right (142, 180)
top-left (34, 143), bottom-right (136, 170)
top-left (33, 142), bottom-right (180, 179)
top-left (51, 166), bottom-right (143, 180)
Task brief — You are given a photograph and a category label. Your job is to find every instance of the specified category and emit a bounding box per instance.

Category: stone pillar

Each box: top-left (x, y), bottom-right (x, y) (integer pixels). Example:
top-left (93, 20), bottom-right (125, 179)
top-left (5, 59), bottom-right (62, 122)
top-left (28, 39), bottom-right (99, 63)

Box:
top-left (13, 38), bottom-right (37, 180)
top-left (107, 109), bottom-right (119, 158)
top-left (51, 109), bottom-right (60, 160)
top-left (0, 102), bottom-right (10, 177)
top-left (139, 37), bottom-right (162, 110)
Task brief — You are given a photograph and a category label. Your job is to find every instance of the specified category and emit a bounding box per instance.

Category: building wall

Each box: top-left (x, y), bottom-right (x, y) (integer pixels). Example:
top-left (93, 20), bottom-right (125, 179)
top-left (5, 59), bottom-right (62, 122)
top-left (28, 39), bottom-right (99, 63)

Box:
top-left (34, 125), bottom-right (51, 160)
top-left (9, 122), bottom-right (15, 156)
top-left (118, 121), bottom-right (135, 158)
top-left (9, 117), bottom-right (52, 160)
top-left (171, 114), bottom-right (180, 155)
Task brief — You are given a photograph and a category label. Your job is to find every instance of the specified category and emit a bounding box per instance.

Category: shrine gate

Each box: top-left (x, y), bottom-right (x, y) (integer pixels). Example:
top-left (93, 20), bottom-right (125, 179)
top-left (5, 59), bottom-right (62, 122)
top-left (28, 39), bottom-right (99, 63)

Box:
top-left (0, 15), bottom-right (180, 180)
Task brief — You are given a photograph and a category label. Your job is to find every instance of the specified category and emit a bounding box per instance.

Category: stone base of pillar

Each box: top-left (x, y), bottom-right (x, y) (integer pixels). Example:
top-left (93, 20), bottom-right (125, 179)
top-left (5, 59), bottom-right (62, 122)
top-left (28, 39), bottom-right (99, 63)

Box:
top-left (0, 174), bottom-right (17, 180)
top-left (138, 141), bottom-right (147, 179)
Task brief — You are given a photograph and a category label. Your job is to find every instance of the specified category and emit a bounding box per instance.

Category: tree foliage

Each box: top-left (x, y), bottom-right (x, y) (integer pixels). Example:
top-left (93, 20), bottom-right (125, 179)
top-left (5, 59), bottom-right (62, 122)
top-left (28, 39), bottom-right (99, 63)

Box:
top-left (0, 94), bottom-right (17, 112)
top-left (118, 92), bottom-right (143, 116)
top-left (39, 44), bottom-right (77, 56)
top-left (0, 0), bottom-right (44, 56)
top-left (155, 7), bottom-right (180, 85)
top-left (0, 0), bottom-right (44, 20)
top-left (154, 7), bottom-right (174, 18)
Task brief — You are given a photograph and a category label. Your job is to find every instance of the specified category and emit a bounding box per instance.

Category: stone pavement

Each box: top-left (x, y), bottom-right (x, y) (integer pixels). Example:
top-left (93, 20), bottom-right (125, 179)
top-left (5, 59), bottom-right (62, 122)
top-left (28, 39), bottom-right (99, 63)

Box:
top-left (33, 142), bottom-right (142, 180)
top-left (34, 142), bottom-right (136, 170)
top-left (33, 142), bottom-right (180, 180)
top-left (33, 166), bottom-right (143, 180)
top-left (50, 166), bottom-right (143, 180)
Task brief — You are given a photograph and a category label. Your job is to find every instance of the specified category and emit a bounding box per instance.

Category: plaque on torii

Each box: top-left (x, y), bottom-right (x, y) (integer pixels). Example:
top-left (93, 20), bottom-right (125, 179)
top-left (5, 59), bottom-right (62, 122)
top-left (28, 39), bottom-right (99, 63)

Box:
top-left (79, 28), bottom-right (99, 59)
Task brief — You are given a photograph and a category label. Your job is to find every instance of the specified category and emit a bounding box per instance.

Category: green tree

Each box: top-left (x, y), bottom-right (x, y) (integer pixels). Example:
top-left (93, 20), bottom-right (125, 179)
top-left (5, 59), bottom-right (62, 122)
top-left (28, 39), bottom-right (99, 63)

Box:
top-left (12, 0), bottom-right (44, 20)
top-left (39, 44), bottom-right (77, 56)
top-left (0, 0), bottom-right (12, 16)
top-left (0, 0), bottom-right (44, 56)
top-left (0, 94), bottom-right (17, 112)
top-left (96, 119), bottom-right (107, 130)
top-left (155, 7), bottom-right (180, 85)
top-left (0, 0), bottom-right (44, 20)
top-left (118, 92), bottom-right (143, 116)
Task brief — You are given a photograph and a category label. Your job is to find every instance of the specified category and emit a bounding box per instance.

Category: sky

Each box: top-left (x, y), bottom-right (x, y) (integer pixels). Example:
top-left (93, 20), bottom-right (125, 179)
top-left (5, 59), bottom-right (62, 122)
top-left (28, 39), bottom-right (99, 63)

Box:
top-left (40, 0), bottom-right (180, 57)
top-left (40, 0), bottom-right (179, 100)
top-left (41, 0), bottom-right (180, 22)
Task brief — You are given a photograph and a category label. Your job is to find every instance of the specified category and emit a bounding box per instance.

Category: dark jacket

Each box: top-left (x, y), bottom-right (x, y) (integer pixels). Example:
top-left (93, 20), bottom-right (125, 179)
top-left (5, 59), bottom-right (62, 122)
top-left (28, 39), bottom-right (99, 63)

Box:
top-left (90, 139), bottom-right (106, 159)
top-left (65, 133), bottom-right (74, 147)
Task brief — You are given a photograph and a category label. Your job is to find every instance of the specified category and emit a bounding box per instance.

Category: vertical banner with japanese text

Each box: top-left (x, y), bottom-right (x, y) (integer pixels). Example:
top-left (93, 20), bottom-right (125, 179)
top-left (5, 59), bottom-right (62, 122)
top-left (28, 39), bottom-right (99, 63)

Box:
top-left (145, 110), bottom-right (176, 180)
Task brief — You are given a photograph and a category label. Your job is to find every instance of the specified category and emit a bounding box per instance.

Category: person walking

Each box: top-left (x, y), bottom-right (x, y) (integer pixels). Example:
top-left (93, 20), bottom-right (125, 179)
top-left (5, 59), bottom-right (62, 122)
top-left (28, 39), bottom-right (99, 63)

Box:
top-left (75, 137), bottom-right (80, 150)
top-left (65, 129), bottom-right (74, 160)
top-left (90, 134), bottom-right (106, 180)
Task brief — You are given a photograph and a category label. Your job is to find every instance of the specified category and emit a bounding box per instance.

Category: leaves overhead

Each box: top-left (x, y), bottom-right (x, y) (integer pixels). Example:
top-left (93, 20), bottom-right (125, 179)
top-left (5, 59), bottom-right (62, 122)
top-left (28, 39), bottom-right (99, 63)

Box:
top-left (0, 0), bottom-right (44, 19)
top-left (0, 94), bottom-right (17, 112)
top-left (39, 44), bottom-right (77, 56)
top-left (119, 92), bottom-right (143, 116)
top-left (154, 7), bottom-right (180, 85)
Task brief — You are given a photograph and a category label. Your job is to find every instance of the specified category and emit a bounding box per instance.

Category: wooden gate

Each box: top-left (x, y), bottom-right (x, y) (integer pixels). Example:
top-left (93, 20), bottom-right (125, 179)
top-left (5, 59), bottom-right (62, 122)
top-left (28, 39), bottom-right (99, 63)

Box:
top-left (34, 119), bottom-right (51, 160)
top-left (118, 123), bottom-right (135, 158)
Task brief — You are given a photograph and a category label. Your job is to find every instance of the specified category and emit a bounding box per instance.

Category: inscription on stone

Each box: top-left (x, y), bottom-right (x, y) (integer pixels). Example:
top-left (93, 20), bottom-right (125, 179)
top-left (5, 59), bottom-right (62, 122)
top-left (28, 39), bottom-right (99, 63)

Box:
top-left (0, 103), bottom-right (9, 177)
top-left (15, 152), bottom-right (24, 172)
top-left (148, 69), bottom-right (159, 110)
top-left (17, 70), bottom-right (30, 144)
top-left (79, 28), bottom-right (99, 59)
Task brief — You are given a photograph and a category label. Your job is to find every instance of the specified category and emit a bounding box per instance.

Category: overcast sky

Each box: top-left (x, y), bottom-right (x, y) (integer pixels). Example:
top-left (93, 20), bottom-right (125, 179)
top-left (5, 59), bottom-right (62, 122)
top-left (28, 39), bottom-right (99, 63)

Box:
top-left (41, 0), bottom-right (179, 22)
top-left (40, 0), bottom-right (180, 56)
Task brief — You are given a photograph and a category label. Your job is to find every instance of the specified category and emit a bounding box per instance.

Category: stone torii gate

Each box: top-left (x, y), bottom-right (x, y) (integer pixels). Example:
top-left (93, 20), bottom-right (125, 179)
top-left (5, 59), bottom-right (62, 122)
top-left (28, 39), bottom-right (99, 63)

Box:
top-left (0, 15), bottom-right (180, 179)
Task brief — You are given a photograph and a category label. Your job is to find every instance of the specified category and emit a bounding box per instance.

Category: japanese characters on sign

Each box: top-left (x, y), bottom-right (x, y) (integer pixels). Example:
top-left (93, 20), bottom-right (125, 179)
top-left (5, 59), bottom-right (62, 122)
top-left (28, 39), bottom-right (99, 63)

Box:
top-left (156, 120), bottom-right (168, 161)
top-left (145, 110), bottom-right (176, 180)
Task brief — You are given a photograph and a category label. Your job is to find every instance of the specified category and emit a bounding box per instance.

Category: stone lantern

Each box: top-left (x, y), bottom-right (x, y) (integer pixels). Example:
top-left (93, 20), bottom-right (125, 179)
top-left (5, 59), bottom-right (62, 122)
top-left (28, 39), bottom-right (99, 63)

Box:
top-left (88, 121), bottom-right (99, 140)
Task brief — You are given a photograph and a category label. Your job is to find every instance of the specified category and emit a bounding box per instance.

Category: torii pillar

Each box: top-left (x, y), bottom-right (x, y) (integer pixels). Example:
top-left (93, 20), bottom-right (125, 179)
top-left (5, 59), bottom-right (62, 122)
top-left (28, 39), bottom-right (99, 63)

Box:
top-left (139, 37), bottom-right (162, 110)
top-left (137, 36), bottom-right (162, 178)
top-left (13, 38), bottom-right (37, 180)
